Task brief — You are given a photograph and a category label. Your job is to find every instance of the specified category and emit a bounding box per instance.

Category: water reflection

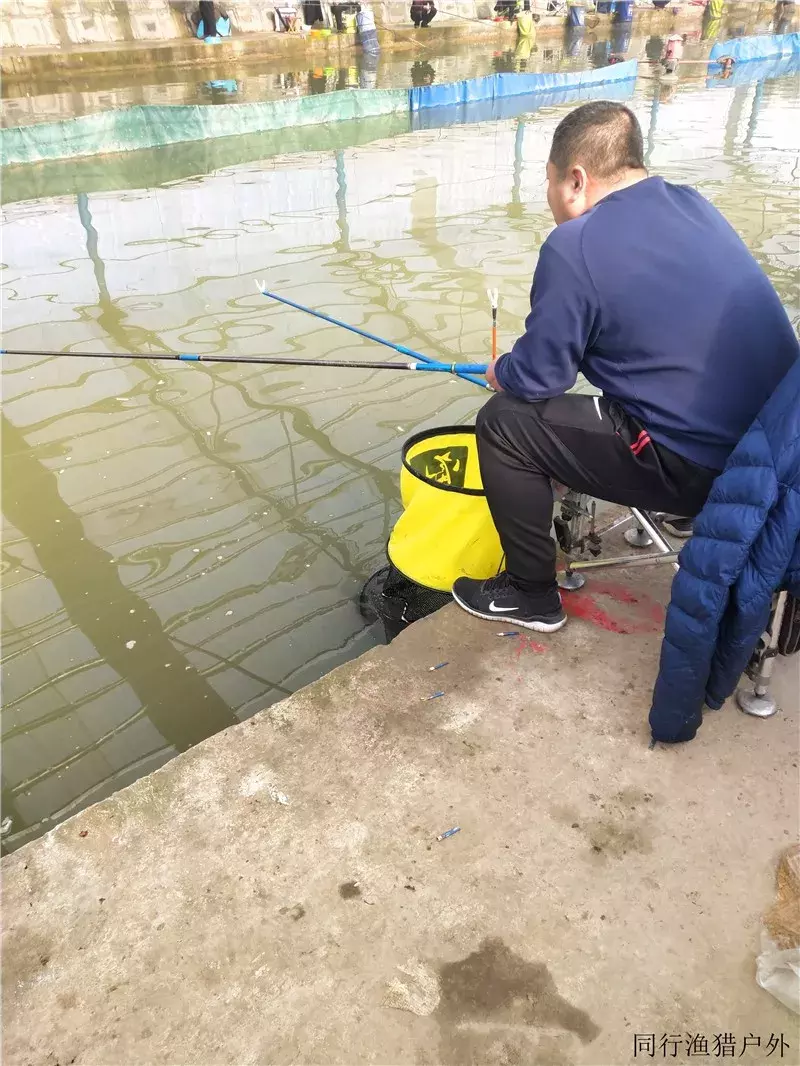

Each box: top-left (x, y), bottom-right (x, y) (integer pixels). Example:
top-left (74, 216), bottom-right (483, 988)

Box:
top-left (3, 6), bottom-right (787, 130)
top-left (200, 79), bottom-right (240, 101)
top-left (2, 66), bottom-right (798, 851)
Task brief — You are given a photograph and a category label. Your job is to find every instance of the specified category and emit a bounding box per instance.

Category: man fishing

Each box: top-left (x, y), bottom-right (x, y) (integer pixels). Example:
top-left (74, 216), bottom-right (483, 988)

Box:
top-left (452, 101), bottom-right (799, 632)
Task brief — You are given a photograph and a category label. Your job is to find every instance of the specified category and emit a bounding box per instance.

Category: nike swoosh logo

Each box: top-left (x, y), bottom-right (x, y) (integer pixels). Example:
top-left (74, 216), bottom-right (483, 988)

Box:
top-left (488, 601), bottom-right (518, 613)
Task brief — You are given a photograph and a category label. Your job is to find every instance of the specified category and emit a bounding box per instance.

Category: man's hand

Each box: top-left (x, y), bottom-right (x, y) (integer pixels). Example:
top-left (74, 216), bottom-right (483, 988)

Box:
top-left (486, 361), bottom-right (503, 392)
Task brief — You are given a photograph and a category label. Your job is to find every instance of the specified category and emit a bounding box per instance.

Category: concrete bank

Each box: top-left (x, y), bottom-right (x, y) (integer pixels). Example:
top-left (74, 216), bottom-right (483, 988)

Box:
top-left (0, 1), bottom-right (733, 80)
top-left (3, 552), bottom-right (798, 1065)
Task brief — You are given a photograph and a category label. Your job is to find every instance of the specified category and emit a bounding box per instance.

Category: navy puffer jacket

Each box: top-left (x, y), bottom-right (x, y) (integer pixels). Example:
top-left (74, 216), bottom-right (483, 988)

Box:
top-left (649, 358), bottom-right (800, 743)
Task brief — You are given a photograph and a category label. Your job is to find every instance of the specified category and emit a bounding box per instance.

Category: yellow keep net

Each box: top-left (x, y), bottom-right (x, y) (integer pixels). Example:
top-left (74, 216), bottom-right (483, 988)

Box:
top-left (387, 428), bottom-right (504, 592)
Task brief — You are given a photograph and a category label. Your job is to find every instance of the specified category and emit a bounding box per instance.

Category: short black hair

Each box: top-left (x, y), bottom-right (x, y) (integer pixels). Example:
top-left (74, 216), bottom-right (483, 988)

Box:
top-left (549, 101), bottom-right (645, 180)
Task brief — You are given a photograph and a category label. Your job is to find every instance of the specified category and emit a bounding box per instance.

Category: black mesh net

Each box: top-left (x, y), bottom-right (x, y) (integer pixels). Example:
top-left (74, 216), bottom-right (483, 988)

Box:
top-left (359, 563), bottom-right (451, 642)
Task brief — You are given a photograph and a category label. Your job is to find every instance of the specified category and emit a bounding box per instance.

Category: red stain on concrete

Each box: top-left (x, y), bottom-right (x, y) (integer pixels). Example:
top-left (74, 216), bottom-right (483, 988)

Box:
top-left (563, 591), bottom-right (630, 633)
top-left (514, 636), bottom-right (547, 658)
top-left (562, 578), bottom-right (666, 635)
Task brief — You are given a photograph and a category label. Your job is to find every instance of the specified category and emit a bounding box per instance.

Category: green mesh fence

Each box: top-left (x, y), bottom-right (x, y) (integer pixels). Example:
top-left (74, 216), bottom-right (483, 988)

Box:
top-left (1, 110), bottom-right (412, 204)
top-left (0, 89), bottom-right (410, 166)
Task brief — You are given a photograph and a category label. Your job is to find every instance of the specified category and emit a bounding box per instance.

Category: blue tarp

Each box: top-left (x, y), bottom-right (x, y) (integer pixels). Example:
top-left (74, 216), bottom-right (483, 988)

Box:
top-left (408, 59), bottom-right (639, 112)
top-left (709, 31), bottom-right (800, 63)
top-left (411, 75), bottom-right (636, 132)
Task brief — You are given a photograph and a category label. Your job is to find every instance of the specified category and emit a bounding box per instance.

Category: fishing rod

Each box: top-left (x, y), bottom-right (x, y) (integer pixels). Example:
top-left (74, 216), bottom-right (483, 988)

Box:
top-left (256, 282), bottom-right (491, 390)
top-left (436, 6), bottom-right (493, 24)
top-left (0, 347), bottom-right (489, 376)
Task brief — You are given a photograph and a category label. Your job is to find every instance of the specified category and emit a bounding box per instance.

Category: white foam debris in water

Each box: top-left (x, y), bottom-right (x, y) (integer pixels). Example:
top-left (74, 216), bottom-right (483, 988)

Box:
top-left (225, 610), bottom-right (233, 616)
top-left (126, 640), bottom-right (136, 649)
top-left (206, 431), bottom-right (212, 436)
top-left (165, 663), bottom-right (171, 668)
top-left (193, 548), bottom-right (200, 553)
top-left (129, 609), bottom-right (135, 614)
top-left (397, 426), bottom-right (404, 431)
top-left (59, 469), bottom-right (65, 474)
top-left (217, 555), bottom-right (223, 561)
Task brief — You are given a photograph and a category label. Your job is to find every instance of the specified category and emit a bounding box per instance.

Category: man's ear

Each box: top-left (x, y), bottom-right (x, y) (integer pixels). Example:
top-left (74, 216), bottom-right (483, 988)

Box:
top-left (570, 165), bottom-right (589, 196)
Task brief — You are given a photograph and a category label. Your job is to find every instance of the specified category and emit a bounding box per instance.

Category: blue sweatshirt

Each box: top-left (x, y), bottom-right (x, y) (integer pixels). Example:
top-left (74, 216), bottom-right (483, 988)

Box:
top-left (495, 176), bottom-right (799, 470)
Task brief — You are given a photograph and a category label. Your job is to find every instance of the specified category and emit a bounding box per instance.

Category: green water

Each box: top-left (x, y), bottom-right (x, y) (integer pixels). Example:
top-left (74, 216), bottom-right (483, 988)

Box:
top-left (2, 59), bottom-right (798, 851)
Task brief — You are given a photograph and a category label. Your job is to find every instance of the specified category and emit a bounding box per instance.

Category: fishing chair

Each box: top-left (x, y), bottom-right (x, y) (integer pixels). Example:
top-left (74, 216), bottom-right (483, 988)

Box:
top-left (554, 492), bottom-right (799, 718)
top-left (554, 491), bottom-right (679, 590)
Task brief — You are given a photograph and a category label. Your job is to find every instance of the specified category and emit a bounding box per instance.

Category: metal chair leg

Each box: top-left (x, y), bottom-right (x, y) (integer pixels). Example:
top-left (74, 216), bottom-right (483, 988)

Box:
top-left (736, 591), bottom-right (788, 719)
top-left (557, 569), bottom-right (586, 590)
top-left (557, 500), bottom-right (680, 585)
top-left (624, 525), bottom-right (654, 548)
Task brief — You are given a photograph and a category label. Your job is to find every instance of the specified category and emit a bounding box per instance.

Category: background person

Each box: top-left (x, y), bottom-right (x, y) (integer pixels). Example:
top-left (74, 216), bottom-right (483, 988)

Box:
top-left (495, 1), bottom-right (520, 21)
top-left (517, 0), bottom-right (536, 39)
top-left (357, 3), bottom-right (381, 56)
top-left (331, 2), bottom-right (359, 31)
top-left (451, 102), bottom-right (799, 632)
top-left (410, 1), bottom-right (437, 28)
top-left (194, 2), bottom-right (230, 37)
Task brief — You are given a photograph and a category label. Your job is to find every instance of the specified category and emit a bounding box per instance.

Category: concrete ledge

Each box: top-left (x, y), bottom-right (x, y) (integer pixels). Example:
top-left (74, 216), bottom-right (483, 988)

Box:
top-left (1, 20), bottom-right (520, 79)
top-left (0, 5), bottom-right (720, 80)
top-left (3, 559), bottom-right (797, 1065)
top-left (2, 0), bottom-right (781, 80)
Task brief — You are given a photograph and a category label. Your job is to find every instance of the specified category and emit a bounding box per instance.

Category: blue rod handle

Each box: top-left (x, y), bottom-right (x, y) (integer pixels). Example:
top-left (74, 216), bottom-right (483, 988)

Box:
top-left (414, 362), bottom-right (489, 374)
top-left (257, 285), bottom-right (491, 390)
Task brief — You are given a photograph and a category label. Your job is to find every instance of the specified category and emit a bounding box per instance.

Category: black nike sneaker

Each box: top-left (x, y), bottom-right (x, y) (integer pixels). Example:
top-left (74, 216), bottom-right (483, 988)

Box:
top-left (661, 516), bottom-right (694, 539)
top-left (451, 572), bottom-right (567, 633)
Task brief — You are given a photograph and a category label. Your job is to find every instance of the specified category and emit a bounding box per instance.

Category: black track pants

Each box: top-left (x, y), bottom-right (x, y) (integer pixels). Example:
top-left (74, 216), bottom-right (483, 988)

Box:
top-left (476, 392), bottom-right (720, 594)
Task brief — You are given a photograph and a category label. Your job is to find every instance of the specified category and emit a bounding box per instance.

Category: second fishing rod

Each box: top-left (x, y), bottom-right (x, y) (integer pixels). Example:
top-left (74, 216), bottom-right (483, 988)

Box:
top-left (256, 282), bottom-right (494, 390)
top-left (2, 284), bottom-right (498, 387)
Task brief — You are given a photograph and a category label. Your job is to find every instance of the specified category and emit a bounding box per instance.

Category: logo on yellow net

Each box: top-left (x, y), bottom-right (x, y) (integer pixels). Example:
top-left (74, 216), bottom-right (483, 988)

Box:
top-left (412, 445), bottom-right (469, 489)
